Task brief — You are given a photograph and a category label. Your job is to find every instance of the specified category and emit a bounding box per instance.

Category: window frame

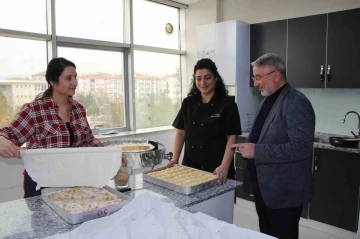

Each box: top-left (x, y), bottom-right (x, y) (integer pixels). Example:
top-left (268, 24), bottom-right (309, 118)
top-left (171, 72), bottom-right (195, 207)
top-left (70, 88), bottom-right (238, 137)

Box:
top-left (0, 0), bottom-right (187, 135)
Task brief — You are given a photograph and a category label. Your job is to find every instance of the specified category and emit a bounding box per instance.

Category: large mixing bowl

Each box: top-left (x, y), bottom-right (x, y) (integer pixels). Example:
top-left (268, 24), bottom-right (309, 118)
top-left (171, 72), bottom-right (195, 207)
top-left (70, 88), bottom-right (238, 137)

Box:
top-left (103, 139), bottom-right (166, 174)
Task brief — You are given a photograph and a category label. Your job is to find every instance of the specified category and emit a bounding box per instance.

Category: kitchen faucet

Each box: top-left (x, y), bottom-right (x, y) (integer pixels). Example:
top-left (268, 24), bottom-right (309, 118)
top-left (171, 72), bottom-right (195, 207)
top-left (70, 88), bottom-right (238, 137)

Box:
top-left (342, 111), bottom-right (360, 137)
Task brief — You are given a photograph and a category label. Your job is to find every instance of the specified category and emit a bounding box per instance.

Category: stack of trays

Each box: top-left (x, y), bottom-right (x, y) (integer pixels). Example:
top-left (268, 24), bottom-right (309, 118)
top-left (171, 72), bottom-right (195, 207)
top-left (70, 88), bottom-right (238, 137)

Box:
top-left (143, 165), bottom-right (218, 195)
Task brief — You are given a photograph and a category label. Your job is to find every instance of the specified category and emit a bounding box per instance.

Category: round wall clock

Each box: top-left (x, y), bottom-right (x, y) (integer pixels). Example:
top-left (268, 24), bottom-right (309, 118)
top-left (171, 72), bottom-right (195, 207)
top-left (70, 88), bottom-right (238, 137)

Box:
top-left (165, 23), bottom-right (174, 35)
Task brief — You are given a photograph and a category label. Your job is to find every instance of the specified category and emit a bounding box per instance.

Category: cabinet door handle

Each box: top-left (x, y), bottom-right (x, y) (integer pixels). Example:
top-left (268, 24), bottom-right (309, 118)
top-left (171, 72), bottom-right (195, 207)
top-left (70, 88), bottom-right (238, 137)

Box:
top-left (327, 65), bottom-right (331, 82)
top-left (314, 155), bottom-right (319, 171)
top-left (320, 65), bottom-right (324, 82)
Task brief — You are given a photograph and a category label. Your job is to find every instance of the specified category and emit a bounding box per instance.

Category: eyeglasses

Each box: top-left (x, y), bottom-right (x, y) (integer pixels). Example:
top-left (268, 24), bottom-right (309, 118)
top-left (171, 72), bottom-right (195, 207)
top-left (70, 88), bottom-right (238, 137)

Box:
top-left (252, 70), bottom-right (275, 81)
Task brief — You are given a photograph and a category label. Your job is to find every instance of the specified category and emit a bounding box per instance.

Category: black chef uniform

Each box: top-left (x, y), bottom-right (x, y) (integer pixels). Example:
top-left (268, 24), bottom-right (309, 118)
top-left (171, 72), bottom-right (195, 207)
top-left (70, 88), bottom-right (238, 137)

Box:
top-left (172, 94), bottom-right (242, 179)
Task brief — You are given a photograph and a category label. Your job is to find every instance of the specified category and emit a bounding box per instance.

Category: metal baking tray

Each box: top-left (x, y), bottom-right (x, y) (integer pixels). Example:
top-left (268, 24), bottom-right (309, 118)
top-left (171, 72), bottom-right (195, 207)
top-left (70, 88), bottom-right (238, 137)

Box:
top-left (41, 186), bottom-right (131, 224)
top-left (143, 165), bottom-right (218, 195)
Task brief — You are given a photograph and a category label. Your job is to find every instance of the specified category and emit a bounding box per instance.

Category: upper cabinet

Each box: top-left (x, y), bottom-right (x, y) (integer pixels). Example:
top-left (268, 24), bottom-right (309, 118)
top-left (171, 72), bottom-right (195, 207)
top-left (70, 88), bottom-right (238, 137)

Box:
top-left (250, 8), bottom-right (360, 88)
top-left (250, 20), bottom-right (287, 87)
top-left (287, 14), bottom-right (327, 88)
top-left (327, 8), bottom-right (360, 88)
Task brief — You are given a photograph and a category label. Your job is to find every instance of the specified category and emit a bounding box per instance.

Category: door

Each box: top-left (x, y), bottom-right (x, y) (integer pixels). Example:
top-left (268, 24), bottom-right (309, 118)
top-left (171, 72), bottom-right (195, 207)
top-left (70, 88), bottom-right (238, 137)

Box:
top-left (287, 14), bottom-right (327, 88)
top-left (250, 20), bottom-right (287, 87)
top-left (310, 148), bottom-right (360, 232)
top-left (327, 8), bottom-right (360, 88)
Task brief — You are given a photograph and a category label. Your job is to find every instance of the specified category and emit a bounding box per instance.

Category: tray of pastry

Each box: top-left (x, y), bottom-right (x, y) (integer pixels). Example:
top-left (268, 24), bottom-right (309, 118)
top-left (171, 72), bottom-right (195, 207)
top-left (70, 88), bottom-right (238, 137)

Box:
top-left (41, 186), bottom-right (130, 224)
top-left (143, 165), bottom-right (218, 195)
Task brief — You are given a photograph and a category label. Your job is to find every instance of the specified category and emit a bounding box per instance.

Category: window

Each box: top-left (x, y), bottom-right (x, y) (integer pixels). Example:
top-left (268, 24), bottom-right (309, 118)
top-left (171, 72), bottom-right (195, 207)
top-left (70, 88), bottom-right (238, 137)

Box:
top-left (58, 47), bottom-right (126, 129)
top-left (133, 1), bottom-right (184, 129)
top-left (1, 0), bottom-right (185, 132)
top-left (0, 0), bottom-right (46, 33)
top-left (56, 0), bottom-right (124, 42)
top-left (134, 51), bottom-right (181, 129)
top-left (0, 37), bottom-right (47, 127)
top-left (133, 0), bottom-right (179, 49)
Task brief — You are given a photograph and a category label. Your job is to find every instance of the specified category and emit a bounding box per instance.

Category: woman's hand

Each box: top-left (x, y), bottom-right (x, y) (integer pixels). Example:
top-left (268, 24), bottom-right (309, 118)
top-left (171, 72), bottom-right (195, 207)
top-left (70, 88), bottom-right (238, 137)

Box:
top-left (213, 164), bottom-right (228, 185)
top-left (0, 136), bottom-right (20, 158)
top-left (167, 158), bottom-right (179, 167)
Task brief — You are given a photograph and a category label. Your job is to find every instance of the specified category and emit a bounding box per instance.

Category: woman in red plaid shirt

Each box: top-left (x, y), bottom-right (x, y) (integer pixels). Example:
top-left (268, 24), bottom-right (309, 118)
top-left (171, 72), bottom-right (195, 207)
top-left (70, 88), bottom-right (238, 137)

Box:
top-left (0, 57), bottom-right (103, 197)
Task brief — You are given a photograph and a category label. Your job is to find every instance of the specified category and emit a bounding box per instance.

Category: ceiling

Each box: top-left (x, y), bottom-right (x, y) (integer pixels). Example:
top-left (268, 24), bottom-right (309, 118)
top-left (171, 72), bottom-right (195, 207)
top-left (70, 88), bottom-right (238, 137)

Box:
top-left (172, 0), bottom-right (202, 5)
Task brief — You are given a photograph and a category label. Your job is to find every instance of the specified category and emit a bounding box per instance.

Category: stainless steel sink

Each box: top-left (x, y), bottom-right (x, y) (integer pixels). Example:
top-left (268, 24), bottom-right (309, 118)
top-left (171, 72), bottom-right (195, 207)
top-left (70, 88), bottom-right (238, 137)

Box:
top-left (314, 138), bottom-right (330, 144)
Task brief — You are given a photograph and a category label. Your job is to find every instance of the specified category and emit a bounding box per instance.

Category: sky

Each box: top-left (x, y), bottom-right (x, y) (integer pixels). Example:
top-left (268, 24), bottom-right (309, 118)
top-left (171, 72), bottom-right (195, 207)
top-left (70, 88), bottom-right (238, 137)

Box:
top-left (0, 0), bottom-right (180, 79)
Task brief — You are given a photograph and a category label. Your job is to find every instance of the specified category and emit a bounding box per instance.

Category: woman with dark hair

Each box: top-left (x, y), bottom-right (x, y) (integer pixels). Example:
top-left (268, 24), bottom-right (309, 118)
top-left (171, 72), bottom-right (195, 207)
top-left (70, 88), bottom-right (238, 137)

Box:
top-left (168, 58), bottom-right (242, 184)
top-left (0, 57), bottom-right (102, 197)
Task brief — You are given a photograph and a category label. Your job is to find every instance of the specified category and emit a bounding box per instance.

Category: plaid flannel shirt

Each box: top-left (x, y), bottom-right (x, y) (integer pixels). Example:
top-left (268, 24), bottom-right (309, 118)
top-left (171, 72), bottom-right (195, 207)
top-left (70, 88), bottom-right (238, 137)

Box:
top-left (0, 97), bottom-right (103, 149)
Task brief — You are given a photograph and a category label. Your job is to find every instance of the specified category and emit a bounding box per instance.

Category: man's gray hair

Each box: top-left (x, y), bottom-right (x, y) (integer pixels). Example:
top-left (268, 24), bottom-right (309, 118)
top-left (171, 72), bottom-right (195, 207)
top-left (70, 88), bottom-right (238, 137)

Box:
top-left (251, 53), bottom-right (287, 80)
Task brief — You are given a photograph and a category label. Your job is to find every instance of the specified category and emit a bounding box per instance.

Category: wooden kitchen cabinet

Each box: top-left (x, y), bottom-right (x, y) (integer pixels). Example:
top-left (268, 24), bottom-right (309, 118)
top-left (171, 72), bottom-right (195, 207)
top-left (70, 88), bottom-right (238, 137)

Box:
top-left (250, 20), bottom-right (287, 87)
top-left (326, 8), bottom-right (360, 88)
top-left (287, 14), bottom-right (327, 88)
top-left (310, 148), bottom-right (360, 232)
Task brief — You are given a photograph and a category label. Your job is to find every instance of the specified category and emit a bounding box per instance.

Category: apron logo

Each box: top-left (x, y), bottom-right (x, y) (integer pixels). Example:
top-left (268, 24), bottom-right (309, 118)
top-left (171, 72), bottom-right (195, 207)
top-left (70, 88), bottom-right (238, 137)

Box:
top-left (210, 114), bottom-right (221, 118)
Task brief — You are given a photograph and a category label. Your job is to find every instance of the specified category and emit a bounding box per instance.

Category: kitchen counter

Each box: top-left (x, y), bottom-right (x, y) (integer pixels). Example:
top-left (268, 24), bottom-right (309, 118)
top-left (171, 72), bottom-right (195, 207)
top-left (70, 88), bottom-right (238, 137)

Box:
top-left (0, 173), bottom-right (241, 239)
top-left (313, 132), bottom-right (360, 154)
top-left (239, 132), bottom-right (360, 154)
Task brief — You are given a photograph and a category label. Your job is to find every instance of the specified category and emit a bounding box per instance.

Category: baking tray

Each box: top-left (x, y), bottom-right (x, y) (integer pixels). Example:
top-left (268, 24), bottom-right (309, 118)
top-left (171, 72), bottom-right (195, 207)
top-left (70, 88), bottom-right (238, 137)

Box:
top-left (143, 165), bottom-right (218, 195)
top-left (41, 186), bottom-right (131, 224)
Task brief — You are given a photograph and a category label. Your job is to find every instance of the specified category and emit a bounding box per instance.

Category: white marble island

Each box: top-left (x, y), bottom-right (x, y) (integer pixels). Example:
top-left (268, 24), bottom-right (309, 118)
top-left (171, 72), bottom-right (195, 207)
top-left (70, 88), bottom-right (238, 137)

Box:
top-left (0, 174), bottom-right (241, 239)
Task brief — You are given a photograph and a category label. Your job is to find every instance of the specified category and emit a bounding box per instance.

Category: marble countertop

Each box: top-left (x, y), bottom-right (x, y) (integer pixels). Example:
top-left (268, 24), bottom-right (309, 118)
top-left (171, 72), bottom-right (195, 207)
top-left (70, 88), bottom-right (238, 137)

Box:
top-left (239, 132), bottom-right (360, 154)
top-left (0, 174), bottom-right (241, 239)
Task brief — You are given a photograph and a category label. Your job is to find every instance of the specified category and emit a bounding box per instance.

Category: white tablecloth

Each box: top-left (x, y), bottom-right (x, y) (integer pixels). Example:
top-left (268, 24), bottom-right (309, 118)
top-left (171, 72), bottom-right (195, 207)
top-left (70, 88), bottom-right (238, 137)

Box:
top-left (46, 192), bottom-right (274, 239)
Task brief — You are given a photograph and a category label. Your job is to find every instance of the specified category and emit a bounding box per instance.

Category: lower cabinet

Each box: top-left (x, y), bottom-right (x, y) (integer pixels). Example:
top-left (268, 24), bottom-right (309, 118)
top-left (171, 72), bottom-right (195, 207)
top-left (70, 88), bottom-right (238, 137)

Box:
top-left (234, 137), bottom-right (255, 202)
top-left (310, 148), bottom-right (360, 232)
top-left (235, 166), bottom-right (254, 202)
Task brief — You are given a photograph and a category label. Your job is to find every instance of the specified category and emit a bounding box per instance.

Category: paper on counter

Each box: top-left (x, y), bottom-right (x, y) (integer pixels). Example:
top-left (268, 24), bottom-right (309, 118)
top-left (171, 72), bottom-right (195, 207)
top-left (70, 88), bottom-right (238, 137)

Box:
top-left (46, 192), bottom-right (275, 239)
top-left (21, 147), bottom-right (122, 190)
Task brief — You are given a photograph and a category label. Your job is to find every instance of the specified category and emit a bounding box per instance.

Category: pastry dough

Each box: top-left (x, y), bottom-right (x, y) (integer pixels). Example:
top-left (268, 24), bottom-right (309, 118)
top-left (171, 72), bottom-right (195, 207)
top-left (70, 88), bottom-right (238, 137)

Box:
top-left (147, 166), bottom-right (217, 187)
top-left (47, 187), bottom-right (122, 214)
top-left (114, 143), bottom-right (154, 153)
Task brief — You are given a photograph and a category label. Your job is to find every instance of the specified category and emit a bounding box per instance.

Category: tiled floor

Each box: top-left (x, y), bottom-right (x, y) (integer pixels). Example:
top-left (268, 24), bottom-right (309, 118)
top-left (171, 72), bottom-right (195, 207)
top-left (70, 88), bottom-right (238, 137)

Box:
top-left (233, 198), bottom-right (358, 239)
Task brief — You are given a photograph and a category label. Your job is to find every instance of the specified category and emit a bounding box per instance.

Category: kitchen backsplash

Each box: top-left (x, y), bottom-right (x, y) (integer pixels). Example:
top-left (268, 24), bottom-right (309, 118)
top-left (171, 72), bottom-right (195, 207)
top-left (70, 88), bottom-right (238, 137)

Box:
top-left (298, 88), bottom-right (360, 135)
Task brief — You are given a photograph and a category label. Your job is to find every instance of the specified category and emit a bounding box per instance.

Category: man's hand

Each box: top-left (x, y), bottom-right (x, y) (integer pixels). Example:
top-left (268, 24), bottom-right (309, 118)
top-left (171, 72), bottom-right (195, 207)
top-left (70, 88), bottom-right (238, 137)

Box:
top-left (231, 143), bottom-right (255, 159)
top-left (0, 136), bottom-right (20, 158)
top-left (213, 165), bottom-right (228, 185)
top-left (167, 158), bottom-right (179, 167)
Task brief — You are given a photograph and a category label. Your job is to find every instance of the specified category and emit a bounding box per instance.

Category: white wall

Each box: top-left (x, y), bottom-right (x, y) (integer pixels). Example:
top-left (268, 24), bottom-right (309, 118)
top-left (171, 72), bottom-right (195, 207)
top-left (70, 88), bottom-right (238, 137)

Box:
top-left (185, 0), bottom-right (218, 93)
top-left (186, 0), bottom-right (360, 135)
top-left (0, 129), bottom-right (177, 203)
